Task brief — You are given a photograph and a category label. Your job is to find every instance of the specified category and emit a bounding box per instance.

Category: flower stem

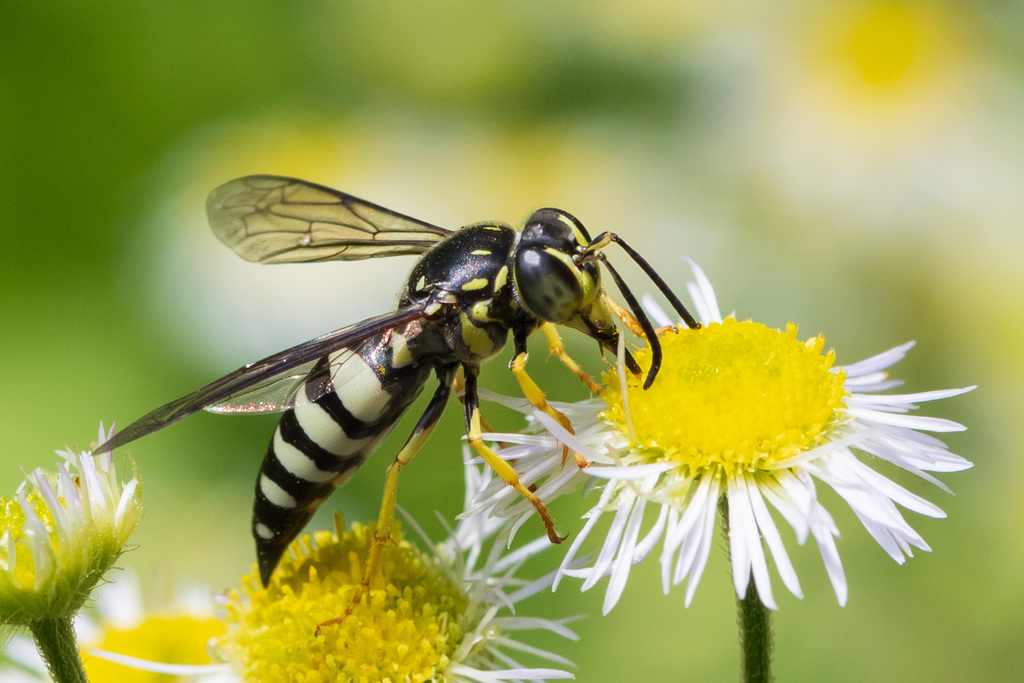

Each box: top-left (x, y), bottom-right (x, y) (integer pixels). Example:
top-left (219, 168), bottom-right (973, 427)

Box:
top-left (29, 616), bottom-right (90, 683)
top-left (720, 494), bottom-right (773, 683)
top-left (737, 579), bottom-right (773, 683)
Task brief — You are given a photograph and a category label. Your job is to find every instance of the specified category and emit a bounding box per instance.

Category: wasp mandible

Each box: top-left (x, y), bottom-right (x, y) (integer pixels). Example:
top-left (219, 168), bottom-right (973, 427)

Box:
top-left (95, 176), bottom-right (699, 620)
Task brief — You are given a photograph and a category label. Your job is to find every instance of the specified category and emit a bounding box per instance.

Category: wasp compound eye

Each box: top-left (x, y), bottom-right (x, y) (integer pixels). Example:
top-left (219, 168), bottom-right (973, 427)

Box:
top-left (514, 247), bottom-right (584, 324)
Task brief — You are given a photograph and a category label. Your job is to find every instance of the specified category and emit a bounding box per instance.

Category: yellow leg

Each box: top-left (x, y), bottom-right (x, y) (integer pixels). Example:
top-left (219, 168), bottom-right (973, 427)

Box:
top-left (541, 322), bottom-right (601, 394)
top-left (603, 291), bottom-right (646, 337)
top-left (510, 347), bottom-right (590, 469)
top-left (510, 350), bottom-right (575, 436)
top-left (316, 372), bottom-right (451, 634)
top-left (467, 405), bottom-right (565, 544)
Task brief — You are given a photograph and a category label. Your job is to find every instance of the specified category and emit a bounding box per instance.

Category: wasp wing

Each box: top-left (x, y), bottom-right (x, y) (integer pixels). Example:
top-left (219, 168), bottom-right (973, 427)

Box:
top-left (201, 361), bottom-right (317, 415)
top-left (207, 175), bottom-right (453, 264)
top-left (95, 303), bottom-right (430, 454)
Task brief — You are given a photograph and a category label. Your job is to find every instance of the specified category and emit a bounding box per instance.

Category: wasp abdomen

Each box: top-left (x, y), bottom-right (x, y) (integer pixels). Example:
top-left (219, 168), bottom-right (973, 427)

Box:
top-left (252, 333), bottom-right (430, 584)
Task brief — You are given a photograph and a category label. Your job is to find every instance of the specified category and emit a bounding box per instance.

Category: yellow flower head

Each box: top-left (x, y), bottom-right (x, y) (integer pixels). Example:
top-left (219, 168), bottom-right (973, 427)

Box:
top-left (218, 517), bottom-right (466, 683)
top-left (214, 477), bottom-right (575, 683)
top-left (602, 319), bottom-right (847, 477)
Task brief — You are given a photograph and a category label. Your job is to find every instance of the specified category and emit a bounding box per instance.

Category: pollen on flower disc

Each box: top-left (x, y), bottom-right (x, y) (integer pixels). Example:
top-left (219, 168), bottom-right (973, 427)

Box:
top-left (602, 319), bottom-right (847, 475)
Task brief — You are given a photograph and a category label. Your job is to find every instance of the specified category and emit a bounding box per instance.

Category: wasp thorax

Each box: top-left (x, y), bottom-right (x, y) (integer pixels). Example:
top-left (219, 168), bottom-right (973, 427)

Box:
top-left (513, 209), bottom-right (599, 324)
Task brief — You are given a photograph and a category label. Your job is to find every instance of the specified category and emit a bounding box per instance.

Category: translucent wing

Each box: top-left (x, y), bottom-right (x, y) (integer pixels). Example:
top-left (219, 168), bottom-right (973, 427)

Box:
top-left (94, 303), bottom-right (430, 454)
top-left (207, 175), bottom-right (453, 264)
top-left (202, 360), bottom-right (317, 415)
top-left (202, 355), bottom-right (361, 415)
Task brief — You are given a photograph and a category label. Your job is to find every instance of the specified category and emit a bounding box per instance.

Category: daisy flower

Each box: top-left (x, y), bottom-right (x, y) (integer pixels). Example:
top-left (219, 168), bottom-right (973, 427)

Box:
top-left (468, 261), bottom-right (974, 614)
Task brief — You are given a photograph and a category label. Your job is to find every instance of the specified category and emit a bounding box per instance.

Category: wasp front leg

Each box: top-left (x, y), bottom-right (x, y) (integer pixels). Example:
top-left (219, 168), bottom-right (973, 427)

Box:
top-left (541, 322), bottom-right (601, 394)
top-left (603, 290), bottom-right (646, 337)
top-left (316, 365), bottom-right (455, 634)
top-left (510, 329), bottom-right (588, 468)
top-left (463, 363), bottom-right (564, 544)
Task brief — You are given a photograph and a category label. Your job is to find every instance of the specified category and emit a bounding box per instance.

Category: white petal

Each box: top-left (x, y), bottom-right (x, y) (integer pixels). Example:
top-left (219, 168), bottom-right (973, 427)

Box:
top-left (555, 485), bottom-right (616, 589)
top-left (843, 371), bottom-right (904, 392)
top-left (448, 664), bottom-right (575, 682)
top-left (491, 636), bottom-right (575, 667)
top-left (86, 650), bottom-right (230, 677)
top-left (728, 476), bottom-right (776, 609)
top-left (632, 502), bottom-right (669, 564)
top-left (583, 462), bottom-right (677, 480)
top-left (851, 386), bottom-right (975, 405)
top-left (683, 257), bottom-right (722, 324)
top-left (758, 472), bottom-right (811, 543)
top-left (641, 293), bottom-right (674, 328)
top-left (746, 475), bottom-right (802, 598)
top-left (810, 522), bottom-right (847, 606)
top-left (839, 341), bottom-right (916, 376)
top-left (582, 496), bottom-right (634, 591)
top-left (604, 493), bottom-right (647, 613)
top-left (494, 617), bottom-right (579, 641)
top-left (845, 406), bottom-right (967, 432)
top-left (532, 411), bottom-right (601, 462)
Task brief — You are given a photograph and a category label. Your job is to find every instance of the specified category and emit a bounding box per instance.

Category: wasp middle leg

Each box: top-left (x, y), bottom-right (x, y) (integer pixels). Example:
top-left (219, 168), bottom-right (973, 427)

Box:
top-left (315, 364), bottom-right (456, 634)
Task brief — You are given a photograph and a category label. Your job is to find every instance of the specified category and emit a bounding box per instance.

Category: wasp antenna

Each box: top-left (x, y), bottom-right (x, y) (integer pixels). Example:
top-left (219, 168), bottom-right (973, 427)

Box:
top-left (589, 232), bottom-right (700, 330)
top-left (599, 254), bottom-right (662, 389)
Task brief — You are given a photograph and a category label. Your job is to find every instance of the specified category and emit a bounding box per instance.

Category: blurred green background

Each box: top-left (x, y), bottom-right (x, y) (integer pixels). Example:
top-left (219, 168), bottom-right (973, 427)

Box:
top-left (2, 1), bottom-right (1020, 680)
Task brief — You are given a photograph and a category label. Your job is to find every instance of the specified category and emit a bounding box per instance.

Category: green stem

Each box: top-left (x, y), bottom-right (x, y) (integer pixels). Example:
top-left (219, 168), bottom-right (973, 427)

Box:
top-left (29, 615), bottom-right (90, 683)
top-left (720, 494), bottom-right (773, 683)
top-left (738, 579), bottom-right (773, 683)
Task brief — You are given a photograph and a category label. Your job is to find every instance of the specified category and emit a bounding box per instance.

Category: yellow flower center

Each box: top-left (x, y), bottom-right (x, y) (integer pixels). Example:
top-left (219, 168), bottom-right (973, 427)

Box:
top-left (217, 517), bottom-right (468, 683)
top-left (602, 319), bottom-right (847, 476)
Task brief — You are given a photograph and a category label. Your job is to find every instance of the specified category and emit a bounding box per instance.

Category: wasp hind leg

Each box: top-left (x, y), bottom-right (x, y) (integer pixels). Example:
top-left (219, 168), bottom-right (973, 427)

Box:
top-left (315, 365), bottom-right (455, 635)
top-left (463, 363), bottom-right (565, 544)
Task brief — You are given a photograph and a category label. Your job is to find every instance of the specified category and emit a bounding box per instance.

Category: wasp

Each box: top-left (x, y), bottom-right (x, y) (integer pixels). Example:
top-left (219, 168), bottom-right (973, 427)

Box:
top-left (96, 175), bottom-right (699, 623)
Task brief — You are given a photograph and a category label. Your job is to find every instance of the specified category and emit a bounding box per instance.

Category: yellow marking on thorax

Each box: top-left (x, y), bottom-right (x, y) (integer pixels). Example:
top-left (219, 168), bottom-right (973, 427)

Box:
top-left (461, 277), bottom-right (490, 291)
top-left (471, 249), bottom-right (492, 256)
top-left (460, 313), bottom-right (497, 357)
top-left (471, 301), bottom-right (492, 321)
top-left (493, 265), bottom-right (509, 292)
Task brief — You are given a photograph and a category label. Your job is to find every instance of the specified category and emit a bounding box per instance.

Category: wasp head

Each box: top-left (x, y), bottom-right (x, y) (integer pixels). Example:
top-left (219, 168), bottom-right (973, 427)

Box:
top-left (513, 209), bottom-right (599, 323)
top-left (512, 209), bottom-right (624, 356)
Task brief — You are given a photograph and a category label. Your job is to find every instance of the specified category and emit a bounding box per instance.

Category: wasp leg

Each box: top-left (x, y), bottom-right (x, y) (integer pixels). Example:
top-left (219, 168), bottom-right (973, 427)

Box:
top-left (315, 365), bottom-right (455, 635)
top-left (464, 363), bottom-right (565, 544)
top-left (452, 367), bottom-right (497, 433)
top-left (541, 322), bottom-right (602, 394)
top-left (510, 331), bottom-right (586, 467)
top-left (510, 330), bottom-right (576, 435)
top-left (603, 291), bottom-right (646, 337)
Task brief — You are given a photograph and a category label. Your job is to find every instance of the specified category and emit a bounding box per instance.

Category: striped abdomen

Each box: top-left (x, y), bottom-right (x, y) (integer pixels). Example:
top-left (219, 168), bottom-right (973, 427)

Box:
top-left (252, 333), bottom-right (430, 584)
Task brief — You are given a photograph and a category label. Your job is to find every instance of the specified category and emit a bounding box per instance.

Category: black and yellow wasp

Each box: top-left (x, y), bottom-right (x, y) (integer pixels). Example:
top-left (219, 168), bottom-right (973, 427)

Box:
top-left (96, 175), bottom-right (698, 616)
